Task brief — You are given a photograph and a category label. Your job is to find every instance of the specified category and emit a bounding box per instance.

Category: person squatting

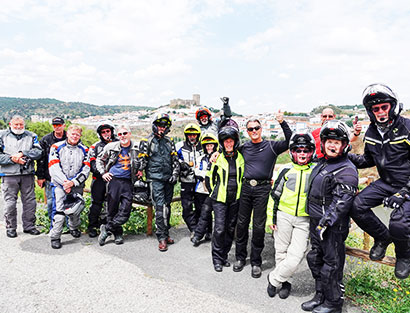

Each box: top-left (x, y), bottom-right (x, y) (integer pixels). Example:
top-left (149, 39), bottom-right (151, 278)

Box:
top-left (1, 86), bottom-right (409, 313)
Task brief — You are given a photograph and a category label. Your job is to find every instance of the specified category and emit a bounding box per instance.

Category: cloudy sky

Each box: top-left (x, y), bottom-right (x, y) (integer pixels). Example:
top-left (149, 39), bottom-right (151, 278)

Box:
top-left (1, 0), bottom-right (410, 115)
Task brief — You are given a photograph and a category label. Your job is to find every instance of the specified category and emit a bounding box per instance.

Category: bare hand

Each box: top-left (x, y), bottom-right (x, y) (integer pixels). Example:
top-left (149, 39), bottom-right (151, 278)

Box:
top-left (137, 171), bottom-right (143, 179)
top-left (210, 152), bottom-right (220, 163)
top-left (269, 224), bottom-right (277, 231)
top-left (37, 179), bottom-right (45, 188)
top-left (63, 180), bottom-right (74, 192)
top-left (353, 122), bottom-right (362, 135)
top-left (275, 110), bottom-right (284, 123)
top-left (102, 172), bottom-right (113, 182)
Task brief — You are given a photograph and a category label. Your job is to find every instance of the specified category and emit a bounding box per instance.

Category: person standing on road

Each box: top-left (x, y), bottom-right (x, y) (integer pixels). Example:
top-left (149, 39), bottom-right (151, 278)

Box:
top-left (206, 123), bottom-right (244, 272)
top-left (49, 125), bottom-right (90, 249)
top-left (138, 114), bottom-right (180, 252)
top-left (176, 123), bottom-right (203, 235)
top-left (233, 111), bottom-right (292, 278)
top-left (349, 83), bottom-right (410, 279)
top-left (0, 115), bottom-right (43, 238)
top-left (96, 124), bottom-right (139, 246)
top-left (301, 121), bottom-right (358, 313)
top-left (266, 131), bottom-right (315, 300)
top-left (87, 122), bottom-right (117, 238)
top-left (36, 117), bottom-right (67, 226)
top-left (191, 133), bottom-right (219, 246)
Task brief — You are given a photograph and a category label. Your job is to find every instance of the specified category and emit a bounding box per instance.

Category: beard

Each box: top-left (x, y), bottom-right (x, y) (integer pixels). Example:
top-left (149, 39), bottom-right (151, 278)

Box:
top-left (11, 128), bottom-right (24, 135)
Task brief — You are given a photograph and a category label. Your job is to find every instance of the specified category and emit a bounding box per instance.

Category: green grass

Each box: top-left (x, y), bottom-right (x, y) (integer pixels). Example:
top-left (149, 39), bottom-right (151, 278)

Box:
top-left (345, 232), bottom-right (410, 312)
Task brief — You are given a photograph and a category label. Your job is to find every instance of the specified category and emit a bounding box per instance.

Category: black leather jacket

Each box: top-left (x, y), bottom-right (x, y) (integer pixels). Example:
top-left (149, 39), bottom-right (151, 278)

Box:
top-left (36, 131), bottom-right (66, 181)
top-left (306, 155), bottom-right (358, 226)
top-left (349, 115), bottom-right (410, 188)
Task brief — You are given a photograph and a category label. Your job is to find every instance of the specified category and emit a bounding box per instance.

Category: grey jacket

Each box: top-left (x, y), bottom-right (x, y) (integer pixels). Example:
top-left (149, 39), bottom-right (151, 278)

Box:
top-left (96, 140), bottom-right (139, 184)
top-left (48, 140), bottom-right (90, 187)
top-left (0, 129), bottom-right (43, 176)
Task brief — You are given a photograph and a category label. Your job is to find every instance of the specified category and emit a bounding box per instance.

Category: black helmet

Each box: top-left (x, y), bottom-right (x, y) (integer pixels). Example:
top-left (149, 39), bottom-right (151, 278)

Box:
top-left (320, 120), bottom-right (351, 156)
top-left (133, 180), bottom-right (152, 205)
top-left (152, 113), bottom-right (172, 137)
top-left (288, 131), bottom-right (315, 164)
top-left (63, 193), bottom-right (85, 216)
top-left (362, 83), bottom-right (402, 125)
top-left (96, 121), bottom-right (115, 142)
top-left (218, 125), bottom-right (240, 154)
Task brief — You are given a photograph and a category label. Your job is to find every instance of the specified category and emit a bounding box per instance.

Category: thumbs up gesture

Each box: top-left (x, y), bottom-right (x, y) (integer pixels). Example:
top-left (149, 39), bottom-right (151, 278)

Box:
top-left (275, 109), bottom-right (284, 123)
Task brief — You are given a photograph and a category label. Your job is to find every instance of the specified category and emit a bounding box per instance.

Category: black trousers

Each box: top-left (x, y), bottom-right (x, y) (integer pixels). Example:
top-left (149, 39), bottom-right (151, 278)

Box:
top-left (235, 183), bottom-right (271, 266)
top-left (181, 182), bottom-right (204, 232)
top-left (194, 195), bottom-right (213, 239)
top-left (307, 218), bottom-right (348, 308)
top-left (88, 177), bottom-right (107, 230)
top-left (150, 180), bottom-right (174, 241)
top-left (106, 177), bottom-right (133, 236)
top-left (212, 199), bottom-right (239, 265)
top-left (351, 179), bottom-right (410, 258)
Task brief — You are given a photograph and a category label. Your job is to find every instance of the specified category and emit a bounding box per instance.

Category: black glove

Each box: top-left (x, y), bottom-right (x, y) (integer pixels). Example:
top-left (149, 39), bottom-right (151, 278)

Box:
top-left (383, 189), bottom-right (409, 209)
top-left (180, 162), bottom-right (190, 172)
top-left (221, 97), bottom-right (229, 105)
top-left (168, 174), bottom-right (178, 185)
top-left (319, 210), bottom-right (338, 228)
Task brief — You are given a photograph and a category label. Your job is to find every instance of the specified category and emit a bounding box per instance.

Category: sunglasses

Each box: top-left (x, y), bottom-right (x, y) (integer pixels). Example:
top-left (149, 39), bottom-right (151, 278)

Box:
top-left (371, 104), bottom-right (390, 113)
top-left (294, 148), bottom-right (310, 153)
top-left (101, 129), bottom-right (111, 134)
top-left (322, 115), bottom-right (334, 118)
top-left (247, 126), bottom-right (261, 132)
top-left (118, 132), bottom-right (129, 136)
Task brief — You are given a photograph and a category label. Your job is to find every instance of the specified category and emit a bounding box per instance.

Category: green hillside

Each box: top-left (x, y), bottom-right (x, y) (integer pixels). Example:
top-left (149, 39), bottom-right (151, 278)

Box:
top-left (0, 97), bottom-right (154, 120)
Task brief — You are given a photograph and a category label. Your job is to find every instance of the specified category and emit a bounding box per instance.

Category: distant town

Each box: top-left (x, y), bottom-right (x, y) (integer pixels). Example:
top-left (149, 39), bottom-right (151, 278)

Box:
top-left (28, 93), bottom-right (410, 139)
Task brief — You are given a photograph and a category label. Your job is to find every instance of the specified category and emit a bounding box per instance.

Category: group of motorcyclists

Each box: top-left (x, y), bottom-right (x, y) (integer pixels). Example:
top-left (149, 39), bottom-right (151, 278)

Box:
top-left (0, 84), bottom-right (409, 313)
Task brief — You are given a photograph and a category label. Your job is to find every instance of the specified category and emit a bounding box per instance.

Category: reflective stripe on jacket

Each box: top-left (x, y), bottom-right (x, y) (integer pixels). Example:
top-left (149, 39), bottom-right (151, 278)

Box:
top-left (206, 152), bottom-right (244, 203)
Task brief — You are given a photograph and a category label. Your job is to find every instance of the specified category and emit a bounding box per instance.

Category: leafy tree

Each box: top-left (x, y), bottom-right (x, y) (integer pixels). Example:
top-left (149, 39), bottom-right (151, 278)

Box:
top-left (25, 121), bottom-right (53, 139)
top-left (81, 128), bottom-right (99, 147)
top-left (0, 120), bottom-right (6, 129)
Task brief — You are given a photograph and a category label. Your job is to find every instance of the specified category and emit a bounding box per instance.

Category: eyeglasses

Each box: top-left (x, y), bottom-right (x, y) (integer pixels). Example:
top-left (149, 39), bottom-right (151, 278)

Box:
top-left (322, 115), bottom-right (334, 118)
top-left (295, 148), bottom-right (310, 153)
top-left (371, 104), bottom-right (390, 113)
top-left (247, 126), bottom-right (261, 132)
top-left (118, 132), bottom-right (129, 136)
top-left (53, 124), bottom-right (63, 127)
top-left (101, 129), bottom-right (111, 134)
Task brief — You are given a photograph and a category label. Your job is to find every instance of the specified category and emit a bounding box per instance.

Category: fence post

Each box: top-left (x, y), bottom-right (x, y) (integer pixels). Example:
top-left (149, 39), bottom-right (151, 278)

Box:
top-left (362, 175), bottom-right (375, 250)
top-left (147, 205), bottom-right (153, 236)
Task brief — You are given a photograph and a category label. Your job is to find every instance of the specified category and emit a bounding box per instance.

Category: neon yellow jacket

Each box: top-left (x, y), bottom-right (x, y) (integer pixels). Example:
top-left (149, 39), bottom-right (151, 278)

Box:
top-left (268, 162), bottom-right (314, 224)
top-left (206, 152), bottom-right (244, 203)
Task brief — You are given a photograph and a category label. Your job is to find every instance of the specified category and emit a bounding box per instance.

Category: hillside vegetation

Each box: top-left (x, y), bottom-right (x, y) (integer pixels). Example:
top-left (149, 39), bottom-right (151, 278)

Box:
top-left (0, 97), bottom-right (154, 120)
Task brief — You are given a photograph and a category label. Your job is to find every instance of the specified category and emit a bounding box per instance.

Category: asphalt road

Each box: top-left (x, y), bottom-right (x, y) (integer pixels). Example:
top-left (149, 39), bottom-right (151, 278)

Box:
top-left (0, 198), bottom-right (363, 313)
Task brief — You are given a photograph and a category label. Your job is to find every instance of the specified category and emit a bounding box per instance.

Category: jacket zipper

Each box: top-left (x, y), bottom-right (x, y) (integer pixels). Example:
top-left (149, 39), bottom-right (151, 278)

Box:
top-left (295, 168), bottom-right (303, 216)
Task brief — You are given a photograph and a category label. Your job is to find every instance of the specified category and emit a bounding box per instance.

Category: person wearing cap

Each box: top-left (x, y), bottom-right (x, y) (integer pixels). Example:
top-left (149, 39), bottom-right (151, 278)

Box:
top-left (36, 117), bottom-right (67, 225)
top-left (48, 125), bottom-right (90, 249)
top-left (349, 83), bottom-right (410, 280)
top-left (87, 122), bottom-right (117, 238)
top-left (0, 115), bottom-right (43, 238)
top-left (233, 111), bottom-right (292, 279)
top-left (312, 108), bottom-right (362, 159)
